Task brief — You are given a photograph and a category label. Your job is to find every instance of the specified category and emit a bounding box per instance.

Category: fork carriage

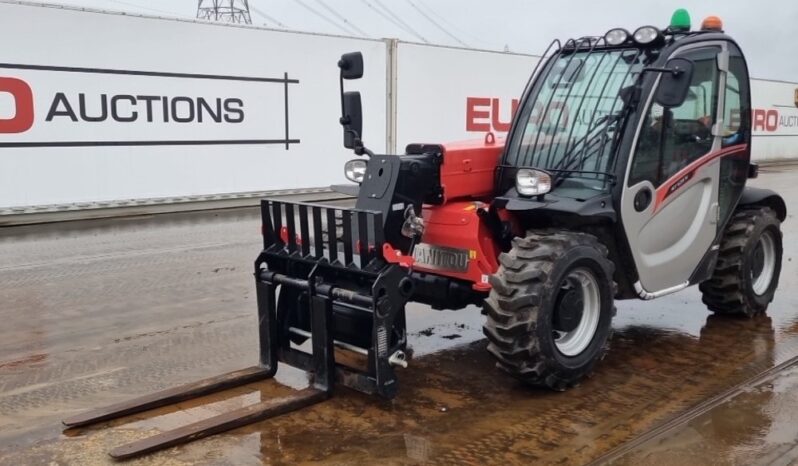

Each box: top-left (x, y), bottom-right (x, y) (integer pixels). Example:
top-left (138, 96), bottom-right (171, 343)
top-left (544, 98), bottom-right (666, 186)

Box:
top-left (62, 197), bottom-right (415, 459)
top-left (257, 199), bottom-right (414, 399)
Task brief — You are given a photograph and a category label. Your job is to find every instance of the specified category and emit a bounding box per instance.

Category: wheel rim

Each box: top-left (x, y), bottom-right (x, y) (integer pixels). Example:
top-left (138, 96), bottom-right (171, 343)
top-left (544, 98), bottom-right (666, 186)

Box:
top-left (751, 230), bottom-right (777, 295)
top-left (553, 267), bottom-right (601, 357)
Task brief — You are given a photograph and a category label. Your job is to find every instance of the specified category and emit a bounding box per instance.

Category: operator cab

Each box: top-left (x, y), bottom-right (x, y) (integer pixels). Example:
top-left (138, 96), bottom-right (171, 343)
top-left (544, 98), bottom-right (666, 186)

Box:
top-left (493, 10), bottom-right (760, 298)
top-left (498, 10), bottom-right (750, 224)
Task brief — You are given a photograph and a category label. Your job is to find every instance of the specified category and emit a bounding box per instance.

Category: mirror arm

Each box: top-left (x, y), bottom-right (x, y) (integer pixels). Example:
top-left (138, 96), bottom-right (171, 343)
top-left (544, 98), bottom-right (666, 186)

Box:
top-left (342, 127), bottom-right (373, 158)
top-left (338, 73), bottom-right (346, 123)
top-left (353, 137), bottom-right (374, 158)
top-left (643, 66), bottom-right (685, 76)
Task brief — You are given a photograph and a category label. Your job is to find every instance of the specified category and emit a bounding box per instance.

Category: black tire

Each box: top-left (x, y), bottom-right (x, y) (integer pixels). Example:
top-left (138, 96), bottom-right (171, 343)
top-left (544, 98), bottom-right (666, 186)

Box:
top-left (483, 230), bottom-right (616, 391)
top-left (700, 207), bottom-right (783, 317)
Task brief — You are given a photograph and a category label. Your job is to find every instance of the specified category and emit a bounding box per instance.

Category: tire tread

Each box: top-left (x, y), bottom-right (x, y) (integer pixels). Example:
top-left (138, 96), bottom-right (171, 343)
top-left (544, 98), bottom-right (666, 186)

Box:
top-left (699, 207), bottom-right (781, 317)
top-left (483, 230), bottom-right (615, 390)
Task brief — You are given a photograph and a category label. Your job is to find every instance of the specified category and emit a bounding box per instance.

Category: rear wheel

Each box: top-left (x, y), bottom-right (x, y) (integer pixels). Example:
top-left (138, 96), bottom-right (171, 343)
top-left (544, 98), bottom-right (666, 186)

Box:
top-left (483, 231), bottom-right (616, 390)
top-left (700, 207), bottom-right (783, 317)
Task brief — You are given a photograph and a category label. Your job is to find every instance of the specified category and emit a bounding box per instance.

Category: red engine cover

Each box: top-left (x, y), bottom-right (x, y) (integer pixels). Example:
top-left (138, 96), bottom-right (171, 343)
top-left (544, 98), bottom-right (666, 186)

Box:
top-left (438, 135), bottom-right (504, 202)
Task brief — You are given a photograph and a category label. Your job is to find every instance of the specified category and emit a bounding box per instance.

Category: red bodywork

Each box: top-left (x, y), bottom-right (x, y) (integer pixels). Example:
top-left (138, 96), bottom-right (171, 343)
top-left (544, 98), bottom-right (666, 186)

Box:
top-left (418, 201), bottom-right (502, 291)
top-left (409, 135), bottom-right (507, 291)
top-left (436, 134), bottom-right (504, 203)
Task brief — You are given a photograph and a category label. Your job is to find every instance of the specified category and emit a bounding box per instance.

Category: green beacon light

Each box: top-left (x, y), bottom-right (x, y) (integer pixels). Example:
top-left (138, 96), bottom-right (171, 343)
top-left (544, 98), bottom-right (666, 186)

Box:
top-left (670, 8), bottom-right (691, 31)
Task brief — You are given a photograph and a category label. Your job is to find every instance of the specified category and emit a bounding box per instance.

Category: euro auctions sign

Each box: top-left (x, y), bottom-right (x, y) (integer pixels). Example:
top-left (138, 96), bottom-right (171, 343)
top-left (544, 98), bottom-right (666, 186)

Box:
top-left (465, 98), bottom-right (798, 136)
top-left (751, 108), bottom-right (798, 133)
top-left (0, 64), bottom-right (299, 148)
top-left (0, 77), bottom-right (34, 133)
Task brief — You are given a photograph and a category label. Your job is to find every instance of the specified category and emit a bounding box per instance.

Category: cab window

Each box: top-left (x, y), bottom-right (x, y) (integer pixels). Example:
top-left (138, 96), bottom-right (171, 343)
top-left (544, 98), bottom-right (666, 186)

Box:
top-left (717, 48), bottom-right (751, 227)
top-left (720, 55), bottom-right (749, 148)
top-left (629, 46), bottom-right (721, 187)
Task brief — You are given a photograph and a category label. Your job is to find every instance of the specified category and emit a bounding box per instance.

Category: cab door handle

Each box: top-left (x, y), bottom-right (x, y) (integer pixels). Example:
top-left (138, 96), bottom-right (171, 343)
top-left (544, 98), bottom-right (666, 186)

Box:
top-left (634, 187), bottom-right (652, 212)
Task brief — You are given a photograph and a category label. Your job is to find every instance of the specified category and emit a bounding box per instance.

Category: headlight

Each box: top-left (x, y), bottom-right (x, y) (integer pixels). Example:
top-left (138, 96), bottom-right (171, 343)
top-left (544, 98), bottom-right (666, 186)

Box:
top-left (516, 169), bottom-right (552, 196)
top-left (344, 159), bottom-right (367, 183)
top-left (633, 26), bottom-right (661, 45)
top-left (604, 28), bottom-right (630, 46)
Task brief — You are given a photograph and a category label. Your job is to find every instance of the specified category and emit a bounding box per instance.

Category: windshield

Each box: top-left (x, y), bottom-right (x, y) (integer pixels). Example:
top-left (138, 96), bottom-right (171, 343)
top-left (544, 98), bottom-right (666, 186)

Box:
top-left (505, 47), bottom-right (650, 191)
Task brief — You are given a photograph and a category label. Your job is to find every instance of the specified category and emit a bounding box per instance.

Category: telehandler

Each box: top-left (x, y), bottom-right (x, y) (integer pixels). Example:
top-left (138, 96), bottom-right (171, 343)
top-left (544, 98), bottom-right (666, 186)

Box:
top-left (64, 9), bottom-right (786, 458)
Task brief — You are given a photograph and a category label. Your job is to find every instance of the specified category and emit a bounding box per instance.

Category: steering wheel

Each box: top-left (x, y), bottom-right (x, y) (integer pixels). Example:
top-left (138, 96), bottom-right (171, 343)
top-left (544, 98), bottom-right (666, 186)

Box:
top-left (673, 119), bottom-right (712, 143)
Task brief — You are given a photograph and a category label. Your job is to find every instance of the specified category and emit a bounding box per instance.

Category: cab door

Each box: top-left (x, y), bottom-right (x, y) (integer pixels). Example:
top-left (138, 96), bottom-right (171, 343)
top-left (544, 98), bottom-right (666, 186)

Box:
top-left (621, 43), bottom-right (730, 295)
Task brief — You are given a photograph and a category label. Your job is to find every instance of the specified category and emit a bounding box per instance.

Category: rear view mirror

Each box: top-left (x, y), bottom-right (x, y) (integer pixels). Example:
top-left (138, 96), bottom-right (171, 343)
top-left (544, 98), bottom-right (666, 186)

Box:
top-left (338, 52), bottom-right (363, 80)
top-left (342, 91), bottom-right (362, 149)
top-left (655, 57), bottom-right (694, 107)
top-left (337, 51), bottom-right (372, 156)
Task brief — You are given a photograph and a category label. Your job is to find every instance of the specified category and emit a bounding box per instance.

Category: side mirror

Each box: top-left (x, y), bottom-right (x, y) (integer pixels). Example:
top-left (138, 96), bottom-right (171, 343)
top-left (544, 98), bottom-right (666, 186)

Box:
top-left (337, 51), bottom-right (372, 156)
top-left (342, 91), bottom-right (362, 149)
top-left (655, 57), bottom-right (694, 107)
top-left (338, 52), bottom-right (363, 80)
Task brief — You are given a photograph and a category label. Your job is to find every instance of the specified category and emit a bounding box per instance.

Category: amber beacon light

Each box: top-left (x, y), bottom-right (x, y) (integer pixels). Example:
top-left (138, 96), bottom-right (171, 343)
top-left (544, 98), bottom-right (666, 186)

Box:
top-left (701, 16), bottom-right (723, 31)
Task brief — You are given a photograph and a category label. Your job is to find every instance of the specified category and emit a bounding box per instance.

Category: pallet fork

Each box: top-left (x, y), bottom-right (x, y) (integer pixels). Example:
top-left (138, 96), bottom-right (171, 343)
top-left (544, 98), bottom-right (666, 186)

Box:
top-left (63, 199), bottom-right (412, 459)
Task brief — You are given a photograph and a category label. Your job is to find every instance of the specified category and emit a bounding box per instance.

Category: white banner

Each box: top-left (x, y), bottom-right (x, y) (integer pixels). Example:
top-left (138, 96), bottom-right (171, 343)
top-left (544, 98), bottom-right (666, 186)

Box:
top-left (394, 42), bottom-right (538, 150)
top-left (751, 79), bottom-right (798, 160)
top-left (1, 68), bottom-right (289, 144)
top-left (0, 2), bottom-right (387, 209)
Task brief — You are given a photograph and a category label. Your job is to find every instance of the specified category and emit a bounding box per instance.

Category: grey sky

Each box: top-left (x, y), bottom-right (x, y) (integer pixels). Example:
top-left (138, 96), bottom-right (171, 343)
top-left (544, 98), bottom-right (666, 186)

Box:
top-left (46, 0), bottom-right (798, 82)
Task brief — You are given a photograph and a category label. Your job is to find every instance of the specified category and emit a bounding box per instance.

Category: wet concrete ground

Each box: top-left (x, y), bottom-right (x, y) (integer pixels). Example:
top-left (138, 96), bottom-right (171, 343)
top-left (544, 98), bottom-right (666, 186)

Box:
top-left (607, 354), bottom-right (798, 465)
top-left (0, 165), bottom-right (796, 465)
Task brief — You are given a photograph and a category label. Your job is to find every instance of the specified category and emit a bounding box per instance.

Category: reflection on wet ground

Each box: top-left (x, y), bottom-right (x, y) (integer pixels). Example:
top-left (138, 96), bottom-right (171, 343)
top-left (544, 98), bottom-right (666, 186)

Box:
top-left (608, 345), bottom-right (798, 465)
top-left (0, 166), bottom-right (796, 465)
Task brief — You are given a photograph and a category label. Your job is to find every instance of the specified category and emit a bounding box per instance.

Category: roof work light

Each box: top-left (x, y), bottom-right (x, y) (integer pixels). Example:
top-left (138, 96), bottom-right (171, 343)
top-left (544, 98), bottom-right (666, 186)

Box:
top-left (633, 26), bottom-right (663, 45)
top-left (604, 28), bottom-right (630, 45)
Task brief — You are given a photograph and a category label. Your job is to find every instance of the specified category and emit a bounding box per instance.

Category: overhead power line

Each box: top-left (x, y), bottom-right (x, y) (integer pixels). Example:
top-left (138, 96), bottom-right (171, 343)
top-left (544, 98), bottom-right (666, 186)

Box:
top-left (250, 5), bottom-right (287, 28)
top-left (373, 0), bottom-right (428, 42)
top-left (311, 0), bottom-right (371, 37)
top-left (405, 0), bottom-right (468, 47)
top-left (359, 0), bottom-right (427, 43)
top-left (373, 0), bottom-right (414, 34)
top-left (294, 0), bottom-right (361, 37)
top-left (413, 1), bottom-right (496, 49)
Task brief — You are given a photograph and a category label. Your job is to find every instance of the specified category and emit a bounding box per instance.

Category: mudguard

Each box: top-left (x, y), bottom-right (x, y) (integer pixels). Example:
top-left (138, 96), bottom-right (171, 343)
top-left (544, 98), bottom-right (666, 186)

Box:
top-left (738, 186), bottom-right (787, 221)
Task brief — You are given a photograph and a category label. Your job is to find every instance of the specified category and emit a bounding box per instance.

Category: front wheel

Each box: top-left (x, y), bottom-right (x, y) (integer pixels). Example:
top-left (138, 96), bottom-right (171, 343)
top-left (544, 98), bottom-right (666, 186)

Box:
top-left (482, 231), bottom-right (616, 391)
top-left (700, 207), bottom-right (783, 317)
